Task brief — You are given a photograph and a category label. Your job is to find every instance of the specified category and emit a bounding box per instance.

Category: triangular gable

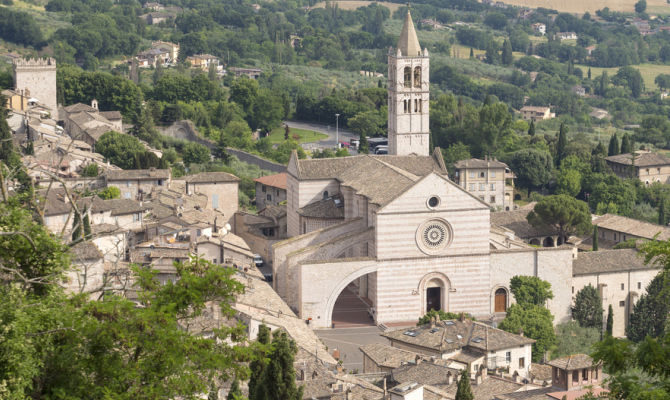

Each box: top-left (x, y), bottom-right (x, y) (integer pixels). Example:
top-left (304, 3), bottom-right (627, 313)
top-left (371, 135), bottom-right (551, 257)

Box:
top-left (287, 150), bottom-right (299, 179)
top-left (379, 172), bottom-right (490, 214)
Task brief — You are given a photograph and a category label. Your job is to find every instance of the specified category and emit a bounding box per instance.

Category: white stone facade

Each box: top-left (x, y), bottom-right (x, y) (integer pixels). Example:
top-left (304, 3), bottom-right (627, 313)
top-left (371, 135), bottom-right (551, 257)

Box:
top-left (13, 58), bottom-right (58, 114)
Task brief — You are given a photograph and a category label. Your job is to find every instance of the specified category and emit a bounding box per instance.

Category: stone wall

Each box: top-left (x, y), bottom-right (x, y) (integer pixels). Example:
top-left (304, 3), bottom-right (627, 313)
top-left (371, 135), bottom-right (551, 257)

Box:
top-left (225, 148), bottom-right (285, 174)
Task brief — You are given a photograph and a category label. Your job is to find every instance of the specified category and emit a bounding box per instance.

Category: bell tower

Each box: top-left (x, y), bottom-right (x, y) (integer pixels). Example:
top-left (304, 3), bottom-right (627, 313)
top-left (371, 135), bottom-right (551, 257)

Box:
top-left (388, 8), bottom-right (430, 156)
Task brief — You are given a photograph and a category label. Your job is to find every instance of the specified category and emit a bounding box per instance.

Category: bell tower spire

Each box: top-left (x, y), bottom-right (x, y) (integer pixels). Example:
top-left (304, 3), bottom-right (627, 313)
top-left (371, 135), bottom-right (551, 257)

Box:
top-left (387, 6), bottom-right (430, 156)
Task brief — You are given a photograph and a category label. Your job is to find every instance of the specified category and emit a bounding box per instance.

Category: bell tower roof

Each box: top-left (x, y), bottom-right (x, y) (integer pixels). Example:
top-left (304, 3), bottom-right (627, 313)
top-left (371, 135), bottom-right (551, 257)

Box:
top-left (397, 8), bottom-right (422, 57)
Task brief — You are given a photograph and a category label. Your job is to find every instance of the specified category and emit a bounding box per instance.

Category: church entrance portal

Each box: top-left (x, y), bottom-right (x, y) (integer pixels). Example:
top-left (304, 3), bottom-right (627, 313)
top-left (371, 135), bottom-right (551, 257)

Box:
top-left (426, 287), bottom-right (441, 312)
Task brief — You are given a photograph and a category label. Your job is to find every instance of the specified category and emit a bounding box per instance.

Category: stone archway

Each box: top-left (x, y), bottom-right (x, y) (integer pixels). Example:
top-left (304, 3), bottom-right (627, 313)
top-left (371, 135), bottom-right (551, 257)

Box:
top-left (418, 272), bottom-right (451, 316)
top-left (492, 286), bottom-right (509, 313)
top-left (324, 265), bottom-right (379, 329)
top-left (543, 236), bottom-right (554, 247)
top-left (529, 238), bottom-right (540, 246)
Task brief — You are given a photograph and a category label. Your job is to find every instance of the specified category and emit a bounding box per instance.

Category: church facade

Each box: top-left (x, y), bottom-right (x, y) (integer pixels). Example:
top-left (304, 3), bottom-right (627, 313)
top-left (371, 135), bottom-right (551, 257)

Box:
top-left (270, 11), bottom-right (659, 333)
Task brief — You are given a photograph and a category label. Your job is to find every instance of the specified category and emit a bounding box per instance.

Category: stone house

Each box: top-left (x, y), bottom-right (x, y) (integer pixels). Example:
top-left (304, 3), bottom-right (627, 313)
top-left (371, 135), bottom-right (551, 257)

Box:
top-left (593, 213), bottom-right (670, 246)
top-left (605, 151), bottom-right (670, 185)
top-left (66, 241), bottom-right (105, 296)
top-left (254, 172), bottom-right (287, 210)
top-left (186, 54), bottom-right (219, 70)
top-left (572, 249), bottom-right (660, 337)
top-left (196, 232), bottom-right (254, 266)
top-left (531, 23), bottom-right (546, 35)
top-left (151, 40), bottom-right (179, 62)
top-left (234, 205), bottom-right (287, 268)
top-left (106, 168), bottom-right (171, 200)
top-left (228, 67), bottom-right (262, 79)
top-left (382, 319), bottom-right (534, 379)
top-left (359, 343), bottom-right (418, 373)
top-left (453, 158), bottom-right (515, 210)
top-left (184, 171), bottom-right (239, 225)
top-left (490, 205), bottom-right (562, 247)
top-left (61, 101), bottom-right (123, 149)
top-left (520, 106), bottom-right (555, 121)
top-left (557, 32), bottom-right (578, 40)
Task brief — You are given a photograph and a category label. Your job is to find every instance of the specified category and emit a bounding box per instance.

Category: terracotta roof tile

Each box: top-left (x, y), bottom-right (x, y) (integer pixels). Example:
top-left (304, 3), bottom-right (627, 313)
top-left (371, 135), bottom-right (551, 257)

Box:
top-left (594, 213), bottom-right (670, 241)
top-left (254, 172), bottom-right (287, 189)
top-left (572, 249), bottom-right (653, 275)
top-left (605, 152), bottom-right (670, 167)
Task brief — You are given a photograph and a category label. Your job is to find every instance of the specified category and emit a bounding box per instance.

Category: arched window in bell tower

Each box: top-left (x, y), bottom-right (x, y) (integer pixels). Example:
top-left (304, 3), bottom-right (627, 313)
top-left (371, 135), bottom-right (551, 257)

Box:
top-left (404, 67), bottom-right (412, 88)
top-left (414, 66), bottom-right (422, 88)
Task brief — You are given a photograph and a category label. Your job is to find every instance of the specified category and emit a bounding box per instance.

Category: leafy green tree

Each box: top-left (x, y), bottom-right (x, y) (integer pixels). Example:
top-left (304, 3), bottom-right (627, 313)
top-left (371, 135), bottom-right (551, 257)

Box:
top-left (499, 303), bottom-right (555, 362)
top-left (606, 304), bottom-right (613, 336)
top-left (0, 99), bottom-right (16, 163)
top-left (250, 89), bottom-right (284, 132)
top-left (71, 210), bottom-right (83, 243)
top-left (83, 212), bottom-right (91, 240)
top-left (507, 149), bottom-right (553, 196)
top-left (572, 284), bottom-right (603, 329)
top-left (455, 368), bottom-right (474, 400)
top-left (655, 74), bottom-right (670, 90)
top-left (556, 168), bottom-right (581, 197)
top-left (635, 0), bottom-right (647, 13)
top-left (98, 186), bottom-right (120, 200)
top-left (348, 110), bottom-right (384, 138)
top-left (229, 77), bottom-right (259, 114)
top-left (485, 42), bottom-right (499, 65)
top-left (81, 163), bottom-right (99, 177)
top-left (593, 225), bottom-right (599, 251)
top-left (96, 131), bottom-right (146, 170)
top-left (358, 132), bottom-right (369, 154)
top-left (660, 198), bottom-right (667, 226)
top-left (182, 142), bottom-right (211, 165)
top-left (501, 39), bottom-right (513, 66)
top-left (153, 61), bottom-right (164, 85)
top-left (627, 269), bottom-right (669, 342)
top-left (417, 309), bottom-right (474, 325)
top-left (527, 120), bottom-right (535, 136)
top-left (510, 275), bottom-right (554, 306)
top-left (552, 321), bottom-right (600, 359)
top-left (527, 195), bottom-right (592, 244)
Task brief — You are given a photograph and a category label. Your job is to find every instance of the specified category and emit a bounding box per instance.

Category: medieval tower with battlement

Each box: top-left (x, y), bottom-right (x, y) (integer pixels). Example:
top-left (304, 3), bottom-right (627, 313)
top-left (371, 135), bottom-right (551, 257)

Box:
top-left (387, 9), bottom-right (430, 156)
top-left (12, 57), bottom-right (58, 115)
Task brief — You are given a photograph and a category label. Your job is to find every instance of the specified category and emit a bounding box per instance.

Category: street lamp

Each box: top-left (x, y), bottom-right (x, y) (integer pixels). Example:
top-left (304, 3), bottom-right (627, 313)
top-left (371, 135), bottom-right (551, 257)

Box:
top-left (219, 223), bottom-right (231, 265)
top-left (335, 113), bottom-right (340, 149)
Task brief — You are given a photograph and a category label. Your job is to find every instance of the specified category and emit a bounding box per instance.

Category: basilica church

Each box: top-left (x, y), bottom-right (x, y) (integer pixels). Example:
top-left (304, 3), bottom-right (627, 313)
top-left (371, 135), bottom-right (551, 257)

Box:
top-left (270, 10), bottom-right (658, 334)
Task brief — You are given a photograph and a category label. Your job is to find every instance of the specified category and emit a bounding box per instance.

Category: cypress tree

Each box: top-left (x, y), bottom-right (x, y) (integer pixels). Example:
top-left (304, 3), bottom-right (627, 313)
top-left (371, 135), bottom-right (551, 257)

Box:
top-left (358, 132), bottom-right (369, 154)
top-left (455, 369), bottom-right (474, 400)
top-left (502, 40), bottom-right (513, 66)
top-left (0, 101), bottom-right (15, 163)
top-left (659, 198), bottom-right (667, 226)
top-left (259, 330), bottom-right (303, 400)
top-left (83, 211), bottom-right (92, 240)
top-left (588, 67), bottom-right (592, 80)
top-left (528, 120), bottom-right (535, 136)
top-left (226, 380), bottom-right (241, 400)
top-left (557, 123), bottom-right (567, 166)
top-left (608, 133), bottom-right (620, 156)
top-left (25, 141), bottom-right (34, 155)
top-left (71, 211), bottom-right (82, 243)
top-left (592, 225), bottom-right (599, 251)
top-left (469, 47), bottom-right (474, 59)
top-left (606, 304), bottom-right (613, 336)
top-left (620, 133), bottom-right (633, 154)
top-left (249, 324), bottom-right (271, 400)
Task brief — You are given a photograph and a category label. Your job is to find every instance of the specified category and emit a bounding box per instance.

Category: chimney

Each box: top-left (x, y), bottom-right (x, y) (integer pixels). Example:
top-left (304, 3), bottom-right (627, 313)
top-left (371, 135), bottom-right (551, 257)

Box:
top-left (519, 329), bottom-right (524, 337)
top-left (446, 371), bottom-right (453, 385)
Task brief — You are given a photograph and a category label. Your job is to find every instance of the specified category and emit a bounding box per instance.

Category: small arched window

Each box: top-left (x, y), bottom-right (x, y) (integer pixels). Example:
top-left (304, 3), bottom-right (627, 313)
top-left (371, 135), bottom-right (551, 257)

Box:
top-left (414, 66), bottom-right (421, 88)
top-left (323, 191), bottom-right (329, 199)
top-left (404, 67), bottom-right (412, 88)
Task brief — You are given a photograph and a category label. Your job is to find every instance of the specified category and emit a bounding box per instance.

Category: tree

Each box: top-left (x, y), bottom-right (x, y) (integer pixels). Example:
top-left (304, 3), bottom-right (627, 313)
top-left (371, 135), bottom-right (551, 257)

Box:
top-left (556, 123), bottom-right (567, 166)
top-left (621, 133), bottom-right (633, 154)
top-left (552, 322), bottom-right (600, 359)
top-left (655, 74), bottom-right (670, 90)
top-left (455, 368), bottom-right (474, 400)
top-left (501, 39), bottom-right (513, 66)
top-left (593, 225), bottom-right (599, 251)
top-left (81, 163), bottom-right (99, 177)
top-left (627, 268), bottom-right (669, 342)
top-left (572, 284), bottom-right (603, 328)
top-left (348, 110), bottom-right (384, 138)
top-left (469, 47), bottom-right (474, 59)
top-left (249, 324), bottom-right (271, 400)
top-left (588, 67), bottom-right (592, 80)
top-left (71, 210), bottom-right (83, 243)
top-left (507, 149), bottom-right (553, 196)
top-left (608, 133), bottom-right (620, 156)
top-left (153, 60), bottom-right (164, 85)
top-left (25, 141), bottom-right (34, 155)
top-left (182, 142), bottom-right (211, 165)
top-left (660, 198), bottom-right (667, 226)
top-left (527, 120), bottom-right (535, 136)
top-left (485, 42), bottom-right (500, 65)
top-left (499, 303), bottom-right (555, 361)
top-left (358, 132), bottom-right (369, 154)
top-left (527, 195), bottom-right (592, 244)
top-left (418, 309), bottom-right (474, 325)
top-left (510, 276), bottom-right (554, 306)
top-left (0, 99), bottom-right (16, 163)
top-left (226, 379), bottom-right (241, 400)
top-left (606, 304), bottom-right (613, 336)
top-left (556, 169), bottom-right (581, 197)
top-left (99, 186), bottom-right (120, 200)
top-left (635, 0), bottom-right (647, 13)
top-left (96, 131), bottom-right (147, 170)
top-left (257, 330), bottom-right (303, 400)
top-left (82, 212), bottom-right (91, 240)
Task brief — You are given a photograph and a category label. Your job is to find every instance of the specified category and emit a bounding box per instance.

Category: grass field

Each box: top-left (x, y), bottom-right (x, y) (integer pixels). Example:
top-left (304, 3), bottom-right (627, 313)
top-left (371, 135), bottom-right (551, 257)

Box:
top-left (312, 0), bottom-right (403, 12)
top-left (267, 127), bottom-right (327, 144)
top-left (576, 63), bottom-right (670, 90)
top-left (496, 0), bottom-right (670, 14)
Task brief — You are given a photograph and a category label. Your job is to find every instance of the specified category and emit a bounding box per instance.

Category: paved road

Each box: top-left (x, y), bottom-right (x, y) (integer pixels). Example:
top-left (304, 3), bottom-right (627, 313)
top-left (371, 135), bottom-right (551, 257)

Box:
top-left (315, 326), bottom-right (388, 372)
top-left (284, 120), bottom-right (358, 152)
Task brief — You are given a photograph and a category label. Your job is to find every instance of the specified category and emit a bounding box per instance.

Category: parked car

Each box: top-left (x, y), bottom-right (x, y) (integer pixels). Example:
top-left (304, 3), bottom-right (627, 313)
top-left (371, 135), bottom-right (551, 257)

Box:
top-left (374, 145), bottom-right (388, 155)
top-left (253, 254), bottom-right (263, 268)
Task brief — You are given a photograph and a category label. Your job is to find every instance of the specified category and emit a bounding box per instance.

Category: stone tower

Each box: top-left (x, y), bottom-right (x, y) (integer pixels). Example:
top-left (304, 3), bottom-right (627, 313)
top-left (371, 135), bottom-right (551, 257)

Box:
top-left (12, 57), bottom-right (57, 115)
top-left (388, 9), bottom-right (430, 156)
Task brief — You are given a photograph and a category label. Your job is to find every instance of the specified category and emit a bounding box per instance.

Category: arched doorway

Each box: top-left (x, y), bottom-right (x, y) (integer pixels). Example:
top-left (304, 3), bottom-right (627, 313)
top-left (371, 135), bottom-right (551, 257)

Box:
top-left (543, 237), bottom-right (554, 247)
top-left (330, 272), bottom-right (377, 328)
top-left (426, 278), bottom-right (443, 312)
top-left (494, 288), bottom-right (508, 313)
top-left (529, 238), bottom-right (540, 246)
top-left (419, 273), bottom-right (451, 315)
